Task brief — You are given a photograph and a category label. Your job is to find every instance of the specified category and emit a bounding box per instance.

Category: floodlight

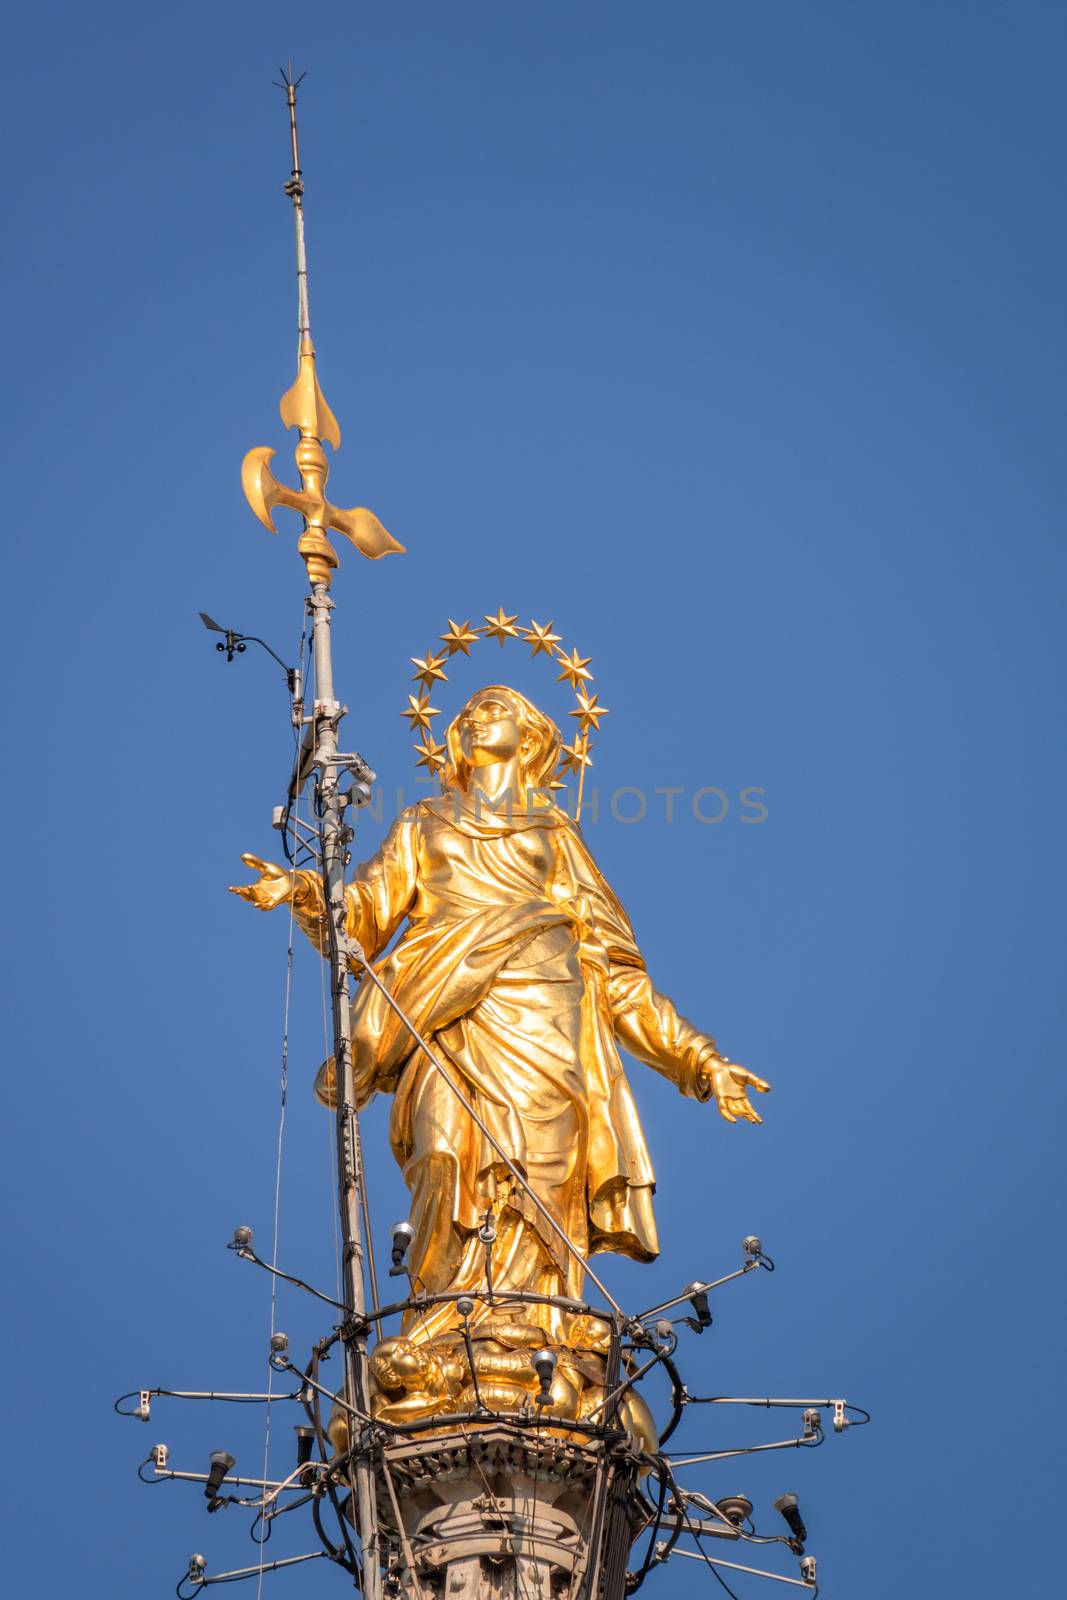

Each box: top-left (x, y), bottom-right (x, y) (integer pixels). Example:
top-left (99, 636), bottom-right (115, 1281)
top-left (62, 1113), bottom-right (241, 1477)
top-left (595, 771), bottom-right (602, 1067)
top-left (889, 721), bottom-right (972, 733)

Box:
top-left (773, 1493), bottom-right (807, 1549)
top-left (532, 1348), bottom-right (557, 1404)
top-left (683, 1282), bottom-right (713, 1330)
top-left (205, 1450), bottom-right (235, 1505)
top-left (389, 1221), bottom-right (415, 1276)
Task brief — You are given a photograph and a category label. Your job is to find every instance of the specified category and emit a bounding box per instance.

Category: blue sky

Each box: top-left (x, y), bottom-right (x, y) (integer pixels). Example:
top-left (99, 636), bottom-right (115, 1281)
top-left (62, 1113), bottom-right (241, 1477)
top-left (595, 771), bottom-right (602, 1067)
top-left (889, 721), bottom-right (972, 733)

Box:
top-left (2, 3), bottom-right (1063, 1596)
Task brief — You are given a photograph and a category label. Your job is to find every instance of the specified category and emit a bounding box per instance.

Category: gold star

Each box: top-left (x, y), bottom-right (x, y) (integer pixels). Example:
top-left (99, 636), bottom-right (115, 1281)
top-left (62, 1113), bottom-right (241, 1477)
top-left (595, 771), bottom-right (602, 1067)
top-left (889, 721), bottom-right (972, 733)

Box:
top-left (555, 647), bottom-right (593, 689)
top-left (401, 691), bottom-right (440, 732)
top-left (414, 733), bottom-right (447, 772)
top-left (548, 775), bottom-right (568, 792)
top-left (570, 690), bottom-right (608, 732)
top-left (439, 619), bottom-right (484, 656)
top-left (558, 739), bottom-right (593, 775)
top-left (411, 650), bottom-right (449, 689)
top-left (483, 607), bottom-right (520, 646)
top-left (520, 619), bottom-right (563, 657)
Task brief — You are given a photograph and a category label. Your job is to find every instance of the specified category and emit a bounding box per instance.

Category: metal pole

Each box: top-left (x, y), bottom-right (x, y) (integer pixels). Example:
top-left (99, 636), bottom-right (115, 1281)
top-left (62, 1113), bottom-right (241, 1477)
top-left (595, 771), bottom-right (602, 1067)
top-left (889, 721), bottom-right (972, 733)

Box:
top-left (283, 73), bottom-right (312, 345)
top-left (309, 581), bottom-right (382, 1597)
top-left (269, 70), bottom-right (382, 1593)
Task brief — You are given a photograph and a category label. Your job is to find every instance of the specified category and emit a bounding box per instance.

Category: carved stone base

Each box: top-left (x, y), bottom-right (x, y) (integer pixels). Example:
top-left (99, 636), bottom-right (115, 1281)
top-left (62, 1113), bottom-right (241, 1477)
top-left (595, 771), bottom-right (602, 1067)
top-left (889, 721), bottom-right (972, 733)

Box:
top-left (374, 1427), bottom-right (642, 1600)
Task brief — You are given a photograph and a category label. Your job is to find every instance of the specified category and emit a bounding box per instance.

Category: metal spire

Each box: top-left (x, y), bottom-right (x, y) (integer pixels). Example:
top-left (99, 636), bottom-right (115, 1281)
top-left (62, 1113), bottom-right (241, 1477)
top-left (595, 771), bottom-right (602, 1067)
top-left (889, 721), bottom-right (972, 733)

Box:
top-left (277, 62), bottom-right (312, 346)
top-left (240, 74), bottom-right (395, 1600)
top-left (241, 69), bottom-right (403, 584)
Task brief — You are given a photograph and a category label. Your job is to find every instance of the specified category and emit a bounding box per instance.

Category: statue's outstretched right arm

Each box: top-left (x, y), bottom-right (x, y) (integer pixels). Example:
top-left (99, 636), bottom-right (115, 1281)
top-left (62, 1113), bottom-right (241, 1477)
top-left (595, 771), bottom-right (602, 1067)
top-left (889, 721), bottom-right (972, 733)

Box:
top-left (230, 809), bottom-right (420, 966)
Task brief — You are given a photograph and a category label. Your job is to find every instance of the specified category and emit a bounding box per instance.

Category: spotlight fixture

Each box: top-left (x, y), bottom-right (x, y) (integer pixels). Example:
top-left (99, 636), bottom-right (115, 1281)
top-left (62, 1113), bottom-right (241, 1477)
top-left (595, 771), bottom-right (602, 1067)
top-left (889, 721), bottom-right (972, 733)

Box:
top-left (742, 1235), bottom-right (762, 1259)
top-left (531, 1348), bottom-right (557, 1405)
top-left (773, 1493), bottom-right (808, 1550)
top-left (187, 1554), bottom-right (207, 1583)
top-left (389, 1221), bottom-right (415, 1277)
top-left (456, 1296), bottom-right (475, 1319)
top-left (294, 1425), bottom-right (316, 1478)
top-left (205, 1450), bottom-right (235, 1508)
top-left (231, 1225), bottom-right (253, 1252)
top-left (682, 1281), bottom-right (713, 1332)
top-left (800, 1555), bottom-right (817, 1584)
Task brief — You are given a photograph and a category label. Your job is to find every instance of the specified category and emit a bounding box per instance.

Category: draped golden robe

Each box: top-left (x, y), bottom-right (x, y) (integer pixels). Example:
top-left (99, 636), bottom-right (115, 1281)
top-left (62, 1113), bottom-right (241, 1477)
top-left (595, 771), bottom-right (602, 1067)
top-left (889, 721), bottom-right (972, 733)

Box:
top-left (296, 792), bottom-right (717, 1345)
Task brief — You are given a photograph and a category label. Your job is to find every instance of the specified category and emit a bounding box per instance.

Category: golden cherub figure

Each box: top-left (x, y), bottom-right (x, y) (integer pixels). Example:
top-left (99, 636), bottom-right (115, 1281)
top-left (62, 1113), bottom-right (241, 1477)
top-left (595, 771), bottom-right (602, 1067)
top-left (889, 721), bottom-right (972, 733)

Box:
top-left (232, 686), bottom-right (768, 1426)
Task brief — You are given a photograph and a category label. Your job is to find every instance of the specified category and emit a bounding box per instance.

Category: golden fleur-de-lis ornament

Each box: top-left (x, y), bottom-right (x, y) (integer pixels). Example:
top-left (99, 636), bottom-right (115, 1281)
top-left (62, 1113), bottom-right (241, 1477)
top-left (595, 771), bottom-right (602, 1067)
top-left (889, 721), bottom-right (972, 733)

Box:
top-left (238, 83), bottom-right (403, 587)
top-left (242, 338), bottom-right (405, 586)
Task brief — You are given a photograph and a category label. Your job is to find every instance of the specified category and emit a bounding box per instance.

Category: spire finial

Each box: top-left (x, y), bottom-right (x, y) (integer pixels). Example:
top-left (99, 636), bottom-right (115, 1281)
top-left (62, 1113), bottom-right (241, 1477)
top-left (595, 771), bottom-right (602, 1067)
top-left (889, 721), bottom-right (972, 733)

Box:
top-left (274, 62), bottom-right (311, 345)
top-left (241, 72), bottom-right (404, 584)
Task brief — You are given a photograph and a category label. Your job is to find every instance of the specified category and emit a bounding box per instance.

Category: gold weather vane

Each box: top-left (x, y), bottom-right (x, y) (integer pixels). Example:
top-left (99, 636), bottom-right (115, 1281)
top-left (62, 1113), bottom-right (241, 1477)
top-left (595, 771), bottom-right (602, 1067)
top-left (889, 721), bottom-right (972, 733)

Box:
top-left (400, 612), bottom-right (607, 818)
top-left (241, 65), bottom-right (404, 586)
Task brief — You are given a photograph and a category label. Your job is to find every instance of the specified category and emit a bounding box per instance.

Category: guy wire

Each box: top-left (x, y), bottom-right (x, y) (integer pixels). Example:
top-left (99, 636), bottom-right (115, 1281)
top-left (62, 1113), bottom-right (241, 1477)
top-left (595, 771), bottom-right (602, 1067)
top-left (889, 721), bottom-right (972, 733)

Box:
top-left (256, 600), bottom-right (307, 1600)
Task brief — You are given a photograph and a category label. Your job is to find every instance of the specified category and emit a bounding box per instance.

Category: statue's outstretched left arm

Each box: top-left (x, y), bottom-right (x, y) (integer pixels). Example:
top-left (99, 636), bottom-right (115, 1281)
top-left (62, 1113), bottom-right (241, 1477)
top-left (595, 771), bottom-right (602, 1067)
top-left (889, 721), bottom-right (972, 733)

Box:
top-left (608, 965), bottom-right (770, 1125)
top-left (555, 822), bottom-right (769, 1124)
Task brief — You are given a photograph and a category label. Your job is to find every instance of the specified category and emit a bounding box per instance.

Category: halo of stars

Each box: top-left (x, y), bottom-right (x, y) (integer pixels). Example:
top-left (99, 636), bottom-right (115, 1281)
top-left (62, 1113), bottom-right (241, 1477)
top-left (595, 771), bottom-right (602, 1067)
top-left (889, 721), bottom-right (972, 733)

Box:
top-left (401, 612), bottom-right (608, 794)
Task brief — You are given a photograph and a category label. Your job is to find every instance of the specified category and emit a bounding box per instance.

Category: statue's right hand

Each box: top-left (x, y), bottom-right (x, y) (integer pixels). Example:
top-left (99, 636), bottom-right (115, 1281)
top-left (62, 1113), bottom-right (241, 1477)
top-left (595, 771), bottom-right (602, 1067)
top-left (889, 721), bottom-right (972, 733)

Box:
top-left (229, 853), bottom-right (295, 911)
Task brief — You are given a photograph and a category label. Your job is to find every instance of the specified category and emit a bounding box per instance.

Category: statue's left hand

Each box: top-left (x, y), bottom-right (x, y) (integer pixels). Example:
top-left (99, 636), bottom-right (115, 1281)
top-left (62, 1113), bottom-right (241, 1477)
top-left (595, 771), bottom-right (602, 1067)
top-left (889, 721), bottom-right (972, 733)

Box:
top-left (702, 1056), bottom-right (771, 1125)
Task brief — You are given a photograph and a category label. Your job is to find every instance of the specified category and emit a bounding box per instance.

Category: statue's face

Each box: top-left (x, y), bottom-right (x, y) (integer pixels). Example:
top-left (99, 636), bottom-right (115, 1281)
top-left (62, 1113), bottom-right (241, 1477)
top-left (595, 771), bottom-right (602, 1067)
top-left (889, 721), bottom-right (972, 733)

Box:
top-left (457, 689), bottom-right (525, 768)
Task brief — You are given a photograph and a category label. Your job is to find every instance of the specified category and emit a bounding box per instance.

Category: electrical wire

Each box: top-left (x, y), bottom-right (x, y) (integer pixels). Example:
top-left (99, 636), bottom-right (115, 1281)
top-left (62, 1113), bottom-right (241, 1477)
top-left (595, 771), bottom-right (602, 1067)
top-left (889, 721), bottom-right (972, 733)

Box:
top-left (236, 1245), bottom-right (350, 1313)
top-left (668, 1427), bottom-right (826, 1465)
top-left (690, 1534), bottom-right (743, 1600)
top-left (656, 1351), bottom-right (687, 1446)
top-left (586, 1349), bottom-right (663, 1428)
top-left (299, 1342), bottom-right (361, 1576)
top-left (627, 1457), bottom-right (672, 1593)
top-left (254, 600), bottom-right (307, 1600)
top-left (659, 1458), bottom-right (743, 1600)
top-left (176, 1550), bottom-right (328, 1594)
top-left (117, 1389), bottom-right (305, 1412)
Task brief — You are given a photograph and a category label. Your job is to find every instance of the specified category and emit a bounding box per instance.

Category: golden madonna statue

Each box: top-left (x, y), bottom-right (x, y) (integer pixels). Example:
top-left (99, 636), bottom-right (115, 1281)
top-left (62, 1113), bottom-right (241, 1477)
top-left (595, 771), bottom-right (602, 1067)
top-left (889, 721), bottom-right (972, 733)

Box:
top-left (233, 683), bottom-right (768, 1433)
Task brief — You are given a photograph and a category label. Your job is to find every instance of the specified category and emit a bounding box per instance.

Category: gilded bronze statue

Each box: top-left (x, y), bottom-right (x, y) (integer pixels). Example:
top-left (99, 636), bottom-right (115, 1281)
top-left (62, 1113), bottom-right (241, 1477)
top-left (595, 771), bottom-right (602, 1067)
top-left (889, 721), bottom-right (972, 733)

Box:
top-left (233, 679), bottom-right (769, 1435)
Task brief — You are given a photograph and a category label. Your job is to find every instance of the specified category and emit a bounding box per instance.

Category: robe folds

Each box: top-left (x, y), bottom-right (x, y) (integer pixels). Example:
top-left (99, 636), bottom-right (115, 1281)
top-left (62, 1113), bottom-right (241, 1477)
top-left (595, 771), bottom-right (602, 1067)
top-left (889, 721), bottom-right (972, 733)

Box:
top-left (295, 792), bottom-right (717, 1335)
